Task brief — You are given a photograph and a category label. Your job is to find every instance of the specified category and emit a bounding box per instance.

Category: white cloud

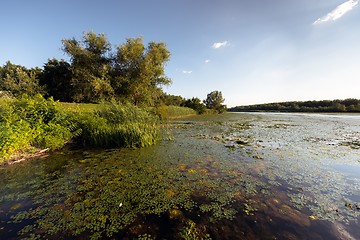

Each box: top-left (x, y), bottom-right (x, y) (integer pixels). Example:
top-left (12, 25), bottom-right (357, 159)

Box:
top-left (182, 70), bottom-right (192, 74)
top-left (313, 0), bottom-right (358, 24)
top-left (212, 41), bottom-right (228, 49)
top-left (205, 59), bottom-right (210, 63)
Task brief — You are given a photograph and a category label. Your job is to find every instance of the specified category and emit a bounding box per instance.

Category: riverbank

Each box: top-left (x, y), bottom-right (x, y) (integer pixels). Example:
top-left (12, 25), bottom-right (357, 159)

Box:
top-left (0, 96), bottom-right (198, 165)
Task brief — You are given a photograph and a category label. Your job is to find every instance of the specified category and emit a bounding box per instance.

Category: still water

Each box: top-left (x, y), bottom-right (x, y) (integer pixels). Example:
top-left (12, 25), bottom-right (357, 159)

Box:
top-left (1, 112), bottom-right (359, 239)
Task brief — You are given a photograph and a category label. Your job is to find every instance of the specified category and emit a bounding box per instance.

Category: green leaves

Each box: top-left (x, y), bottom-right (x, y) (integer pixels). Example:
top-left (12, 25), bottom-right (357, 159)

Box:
top-left (60, 32), bottom-right (171, 105)
top-left (0, 61), bottom-right (44, 97)
top-left (203, 91), bottom-right (226, 114)
top-left (113, 36), bottom-right (171, 106)
top-left (0, 95), bottom-right (75, 162)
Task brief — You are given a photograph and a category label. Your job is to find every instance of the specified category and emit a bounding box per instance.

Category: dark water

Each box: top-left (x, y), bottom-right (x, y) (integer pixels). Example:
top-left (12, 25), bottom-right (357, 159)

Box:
top-left (1, 113), bottom-right (359, 239)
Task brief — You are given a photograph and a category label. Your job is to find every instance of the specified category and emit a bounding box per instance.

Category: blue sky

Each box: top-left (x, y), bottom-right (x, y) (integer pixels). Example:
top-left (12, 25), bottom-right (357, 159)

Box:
top-left (1, 0), bottom-right (359, 106)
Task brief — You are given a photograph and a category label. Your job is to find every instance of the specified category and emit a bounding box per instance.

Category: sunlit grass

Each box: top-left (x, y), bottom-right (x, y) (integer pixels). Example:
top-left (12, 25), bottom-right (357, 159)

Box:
top-left (156, 105), bottom-right (196, 119)
top-left (55, 102), bottom-right (103, 113)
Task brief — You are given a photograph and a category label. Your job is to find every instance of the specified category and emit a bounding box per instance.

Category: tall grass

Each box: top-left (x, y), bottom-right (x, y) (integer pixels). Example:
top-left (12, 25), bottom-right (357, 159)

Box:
top-left (75, 103), bottom-right (160, 148)
top-left (155, 105), bottom-right (196, 119)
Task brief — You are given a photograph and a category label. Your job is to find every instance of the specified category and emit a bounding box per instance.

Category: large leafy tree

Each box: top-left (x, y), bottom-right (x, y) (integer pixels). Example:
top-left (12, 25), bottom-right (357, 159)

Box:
top-left (62, 32), bottom-right (114, 102)
top-left (0, 61), bottom-right (44, 97)
top-left (112, 37), bottom-right (171, 106)
top-left (41, 58), bottom-right (73, 102)
top-left (204, 90), bottom-right (227, 113)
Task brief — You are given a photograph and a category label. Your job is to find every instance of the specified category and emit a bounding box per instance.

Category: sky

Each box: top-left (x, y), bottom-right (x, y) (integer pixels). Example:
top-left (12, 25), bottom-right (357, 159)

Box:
top-left (1, 0), bottom-right (359, 107)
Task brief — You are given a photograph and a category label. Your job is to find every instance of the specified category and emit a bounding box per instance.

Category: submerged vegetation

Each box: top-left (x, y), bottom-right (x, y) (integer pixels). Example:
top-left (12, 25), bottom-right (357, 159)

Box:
top-left (1, 113), bottom-right (359, 239)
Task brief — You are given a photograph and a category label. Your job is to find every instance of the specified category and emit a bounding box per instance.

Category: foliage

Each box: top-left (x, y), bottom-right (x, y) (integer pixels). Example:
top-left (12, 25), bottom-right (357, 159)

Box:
top-left (60, 32), bottom-right (171, 105)
top-left (41, 58), bottom-right (73, 102)
top-left (0, 95), bottom-right (76, 161)
top-left (112, 37), bottom-right (171, 106)
top-left (204, 91), bottom-right (227, 113)
top-left (0, 97), bottom-right (160, 162)
top-left (62, 32), bottom-right (114, 103)
top-left (1, 32), bottom-right (176, 108)
top-left (182, 97), bottom-right (207, 114)
top-left (159, 93), bottom-right (185, 106)
top-left (229, 98), bottom-right (360, 113)
top-left (0, 61), bottom-right (44, 97)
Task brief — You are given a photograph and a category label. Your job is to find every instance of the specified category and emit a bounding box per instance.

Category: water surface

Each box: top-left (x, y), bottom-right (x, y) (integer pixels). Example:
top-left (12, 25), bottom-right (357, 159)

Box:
top-left (1, 113), bottom-right (359, 239)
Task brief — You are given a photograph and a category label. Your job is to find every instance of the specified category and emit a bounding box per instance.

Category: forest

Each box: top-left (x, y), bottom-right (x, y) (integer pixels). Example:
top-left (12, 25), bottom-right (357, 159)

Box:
top-left (228, 99), bottom-right (360, 113)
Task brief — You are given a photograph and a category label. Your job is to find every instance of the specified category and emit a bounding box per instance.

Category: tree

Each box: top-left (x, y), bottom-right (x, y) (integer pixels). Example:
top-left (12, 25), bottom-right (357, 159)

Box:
top-left (160, 93), bottom-right (185, 106)
top-left (182, 97), bottom-right (206, 114)
top-left (62, 32), bottom-right (114, 102)
top-left (204, 90), bottom-right (227, 113)
top-left (0, 61), bottom-right (44, 97)
top-left (112, 37), bottom-right (171, 106)
top-left (41, 58), bottom-right (73, 102)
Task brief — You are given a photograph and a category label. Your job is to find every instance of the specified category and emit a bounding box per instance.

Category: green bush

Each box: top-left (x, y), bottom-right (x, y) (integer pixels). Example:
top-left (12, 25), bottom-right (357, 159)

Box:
top-left (0, 95), bottom-right (76, 162)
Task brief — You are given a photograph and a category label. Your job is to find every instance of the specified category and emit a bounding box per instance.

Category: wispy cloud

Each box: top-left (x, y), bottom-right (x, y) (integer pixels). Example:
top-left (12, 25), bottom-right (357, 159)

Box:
top-left (212, 41), bottom-right (228, 49)
top-left (182, 70), bottom-right (192, 74)
top-left (313, 0), bottom-right (358, 25)
top-left (205, 59), bottom-right (210, 63)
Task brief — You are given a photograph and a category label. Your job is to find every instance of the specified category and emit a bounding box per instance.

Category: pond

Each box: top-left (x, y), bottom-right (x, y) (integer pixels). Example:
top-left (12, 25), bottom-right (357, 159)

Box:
top-left (1, 112), bottom-right (360, 239)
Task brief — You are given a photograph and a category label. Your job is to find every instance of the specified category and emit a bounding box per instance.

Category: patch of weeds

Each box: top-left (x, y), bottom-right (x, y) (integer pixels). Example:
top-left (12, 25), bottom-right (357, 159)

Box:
top-left (179, 220), bottom-right (211, 240)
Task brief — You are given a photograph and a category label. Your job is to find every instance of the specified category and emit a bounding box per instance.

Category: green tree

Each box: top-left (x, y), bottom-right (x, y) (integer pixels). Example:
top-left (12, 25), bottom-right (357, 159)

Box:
top-left (204, 90), bottom-right (227, 113)
top-left (112, 37), bottom-right (171, 106)
top-left (0, 61), bottom-right (44, 97)
top-left (41, 58), bottom-right (73, 102)
top-left (160, 93), bottom-right (185, 106)
top-left (62, 32), bottom-right (114, 102)
top-left (182, 97), bottom-right (206, 114)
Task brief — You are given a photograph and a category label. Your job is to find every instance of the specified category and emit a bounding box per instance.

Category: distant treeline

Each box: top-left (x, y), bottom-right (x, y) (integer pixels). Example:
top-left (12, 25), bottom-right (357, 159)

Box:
top-left (228, 99), bottom-right (360, 113)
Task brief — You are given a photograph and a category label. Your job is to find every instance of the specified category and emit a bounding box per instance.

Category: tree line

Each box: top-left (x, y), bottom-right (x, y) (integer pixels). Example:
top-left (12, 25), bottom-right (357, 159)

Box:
top-left (228, 99), bottom-right (360, 113)
top-left (1, 32), bottom-right (170, 106)
top-left (0, 31), bottom-right (226, 113)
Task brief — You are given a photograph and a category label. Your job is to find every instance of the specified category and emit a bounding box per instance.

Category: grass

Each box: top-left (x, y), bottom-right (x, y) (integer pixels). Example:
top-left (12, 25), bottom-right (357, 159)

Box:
top-left (0, 96), bottom-right (162, 163)
top-left (55, 102), bottom-right (103, 113)
top-left (156, 105), bottom-right (196, 119)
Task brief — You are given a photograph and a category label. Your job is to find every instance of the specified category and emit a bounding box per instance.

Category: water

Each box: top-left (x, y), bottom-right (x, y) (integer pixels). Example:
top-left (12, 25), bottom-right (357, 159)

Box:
top-left (1, 112), bottom-right (359, 239)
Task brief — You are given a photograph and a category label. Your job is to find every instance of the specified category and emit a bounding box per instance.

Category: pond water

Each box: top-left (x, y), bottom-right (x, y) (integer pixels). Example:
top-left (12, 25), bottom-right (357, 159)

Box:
top-left (1, 112), bottom-right (359, 239)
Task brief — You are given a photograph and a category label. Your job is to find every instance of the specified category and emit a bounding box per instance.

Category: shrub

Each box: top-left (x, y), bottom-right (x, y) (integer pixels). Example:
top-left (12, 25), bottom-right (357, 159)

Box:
top-left (0, 95), bottom-right (76, 162)
top-left (0, 97), bottom-right (160, 162)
